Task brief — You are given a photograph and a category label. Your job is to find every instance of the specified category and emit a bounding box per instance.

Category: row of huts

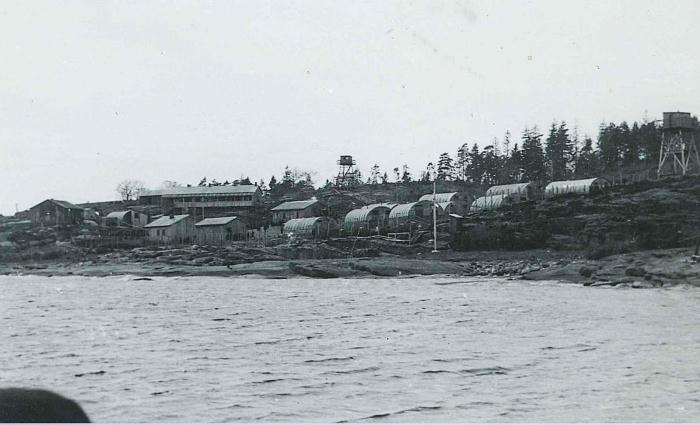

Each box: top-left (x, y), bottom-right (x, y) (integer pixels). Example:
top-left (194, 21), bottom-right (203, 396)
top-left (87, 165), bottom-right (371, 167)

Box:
top-left (25, 177), bottom-right (609, 244)
top-left (470, 178), bottom-right (609, 211)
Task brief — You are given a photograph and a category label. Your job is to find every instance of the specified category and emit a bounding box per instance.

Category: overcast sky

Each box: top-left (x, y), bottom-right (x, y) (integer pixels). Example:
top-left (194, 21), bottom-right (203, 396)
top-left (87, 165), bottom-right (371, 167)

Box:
top-left (1, 0), bottom-right (699, 214)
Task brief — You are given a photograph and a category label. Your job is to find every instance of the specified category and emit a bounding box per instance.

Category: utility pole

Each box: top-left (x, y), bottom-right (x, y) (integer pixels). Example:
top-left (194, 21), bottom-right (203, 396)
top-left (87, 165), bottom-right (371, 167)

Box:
top-left (432, 181), bottom-right (438, 253)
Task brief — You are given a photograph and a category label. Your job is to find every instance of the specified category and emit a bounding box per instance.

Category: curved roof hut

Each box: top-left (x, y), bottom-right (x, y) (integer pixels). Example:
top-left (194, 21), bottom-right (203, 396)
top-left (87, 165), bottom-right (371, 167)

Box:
top-left (418, 192), bottom-right (469, 215)
top-left (485, 183), bottom-right (534, 201)
top-left (418, 192), bottom-right (458, 203)
top-left (470, 194), bottom-right (512, 211)
top-left (544, 178), bottom-right (608, 198)
top-left (343, 204), bottom-right (392, 235)
top-left (283, 217), bottom-right (336, 239)
top-left (388, 200), bottom-right (434, 230)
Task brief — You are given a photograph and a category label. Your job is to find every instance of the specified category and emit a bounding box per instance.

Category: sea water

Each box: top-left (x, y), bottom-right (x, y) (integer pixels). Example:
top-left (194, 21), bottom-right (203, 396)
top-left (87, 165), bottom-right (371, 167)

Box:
top-left (1, 275), bottom-right (699, 422)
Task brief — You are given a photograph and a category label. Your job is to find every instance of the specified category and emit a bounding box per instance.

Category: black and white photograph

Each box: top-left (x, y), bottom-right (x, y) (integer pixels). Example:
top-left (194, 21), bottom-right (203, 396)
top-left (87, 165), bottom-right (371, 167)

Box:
top-left (1, 0), bottom-right (699, 422)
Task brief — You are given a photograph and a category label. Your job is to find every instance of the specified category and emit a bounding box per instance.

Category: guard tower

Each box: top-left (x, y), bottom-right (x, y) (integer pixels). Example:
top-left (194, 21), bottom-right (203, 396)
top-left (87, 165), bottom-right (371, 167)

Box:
top-left (335, 155), bottom-right (360, 188)
top-left (658, 112), bottom-right (700, 177)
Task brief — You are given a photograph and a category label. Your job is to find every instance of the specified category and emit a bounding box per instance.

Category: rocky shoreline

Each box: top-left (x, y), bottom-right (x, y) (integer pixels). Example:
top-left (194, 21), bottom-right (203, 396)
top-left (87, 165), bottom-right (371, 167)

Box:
top-left (1, 244), bottom-right (698, 287)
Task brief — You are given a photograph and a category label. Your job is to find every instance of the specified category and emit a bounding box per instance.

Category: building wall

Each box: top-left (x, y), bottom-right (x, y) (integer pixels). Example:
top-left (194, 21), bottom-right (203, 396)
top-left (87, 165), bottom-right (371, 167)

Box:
top-left (272, 204), bottom-right (321, 225)
top-left (30, 202), bottom-right (83, 226)
top-left (195, 221), bottom-right (247, 245)
top-left (146, 218), bottom-right (194, 244)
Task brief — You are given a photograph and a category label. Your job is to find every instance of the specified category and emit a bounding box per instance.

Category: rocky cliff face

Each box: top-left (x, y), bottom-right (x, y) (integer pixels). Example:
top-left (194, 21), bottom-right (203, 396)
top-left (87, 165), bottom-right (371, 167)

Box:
top-left (453, 176), bottom-right (700, 257)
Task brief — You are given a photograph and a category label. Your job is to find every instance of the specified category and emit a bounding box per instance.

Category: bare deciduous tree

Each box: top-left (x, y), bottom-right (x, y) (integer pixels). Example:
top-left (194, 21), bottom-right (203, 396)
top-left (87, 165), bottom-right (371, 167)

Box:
top-left (116, 179), bottom-right (145, 201)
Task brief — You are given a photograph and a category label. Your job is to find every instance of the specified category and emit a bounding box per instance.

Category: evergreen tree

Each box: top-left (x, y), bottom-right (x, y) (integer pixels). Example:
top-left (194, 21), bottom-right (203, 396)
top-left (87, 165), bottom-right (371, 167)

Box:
top-left (521, 127), bottom-right (546, 182)
top-left (393, 167), bottom-right (400, 183)
top-left (268, 175), bottom-right (277, 189)
top-left (507, 143), bottom-right (523, 182)
top-left (401, 164), bottom-right (412, 183)
top-left (421, 162), bottom-right (436, 182)
top-left (597, 122), bottom-right (622, 170)
top-left (436, 152), bottom-right (454, 180)
top-left (370, 164), bottom-right (381, 184)
top-left (198, 177), bottom-right (207, 187)
top-left (456, 143), bottom-right (470, 181)
top-left (467, 143), bottom-right (482, 182)
top-left (381, 172), bottom-right (389, 184)
top-left (574, 137), bottom-right (598, 178)
top-left (481, 145), bottom-right (499, 185)
top-left (544, 121), bottom-right (572, 181)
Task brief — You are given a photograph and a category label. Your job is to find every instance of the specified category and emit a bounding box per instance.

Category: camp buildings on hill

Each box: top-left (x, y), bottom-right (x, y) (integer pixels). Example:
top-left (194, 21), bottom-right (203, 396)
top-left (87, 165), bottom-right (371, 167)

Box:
top-left (11, 172), bottom-right (619, 247)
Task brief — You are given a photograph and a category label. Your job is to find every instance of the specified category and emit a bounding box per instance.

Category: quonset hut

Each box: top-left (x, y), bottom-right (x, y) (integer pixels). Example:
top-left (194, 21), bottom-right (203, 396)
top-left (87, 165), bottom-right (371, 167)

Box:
top-left (387, 200), bottom-right (434, 231)
top-left (283, 217), bottom-right (336, 240)
top-left (544, 178), bottom-right (608, 198)
top-left (343, 204), bottom-right (392, 236)
top-left (485, 183), bottom-right (535, 202)
top-left (417, 192), bottom-right (469, 215)
top-left (470, 194), bottom-right (512, 211)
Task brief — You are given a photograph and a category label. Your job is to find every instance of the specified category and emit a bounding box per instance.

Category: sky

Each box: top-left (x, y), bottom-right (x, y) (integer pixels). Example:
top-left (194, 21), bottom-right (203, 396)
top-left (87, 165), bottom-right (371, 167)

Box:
top-left (1, 0), bottom-right (699, 214)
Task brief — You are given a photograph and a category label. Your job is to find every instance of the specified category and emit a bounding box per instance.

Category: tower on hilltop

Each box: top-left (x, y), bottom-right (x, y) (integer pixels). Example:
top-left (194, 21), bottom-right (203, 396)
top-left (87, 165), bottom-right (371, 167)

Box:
top-left (335, 155), bottom-right (360, 188)
top-left (658, 112), bottom-right (700, 177)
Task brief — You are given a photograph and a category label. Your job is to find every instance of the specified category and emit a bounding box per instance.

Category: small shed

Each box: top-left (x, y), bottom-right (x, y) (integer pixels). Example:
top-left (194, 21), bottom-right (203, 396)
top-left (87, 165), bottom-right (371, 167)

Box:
top-left (544, 178), bottom-right (608, 198)
top-left (29, 199), bottom-right (84, 226)
top-left (485, 183), bottom-right (535, 202)
top-left (470, 194), bottom-right (512, 211)
top-left (271, 199), bottom-right (323, 225)
top-left (105, 210), bottom-right (149, 228)
top-left (388, 200), bottom-right (434, 231)
top-left (343, 204), bottom-right (392, 236)
top-left (195, 216), bottom-right (246, 245)
top-left (283, 217), bottom-right (336, 239)
top-left (143, 214), bottom-right (194, 244)
top-left (418, 192), bottom-right (469, 215)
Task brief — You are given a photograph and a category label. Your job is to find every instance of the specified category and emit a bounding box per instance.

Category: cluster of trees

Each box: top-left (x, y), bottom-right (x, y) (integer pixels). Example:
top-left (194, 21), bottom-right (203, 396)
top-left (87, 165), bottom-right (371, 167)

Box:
top-left (411, 120), bottom-right (663, 185)
top-left (118, 117), bottom-right (669, 201)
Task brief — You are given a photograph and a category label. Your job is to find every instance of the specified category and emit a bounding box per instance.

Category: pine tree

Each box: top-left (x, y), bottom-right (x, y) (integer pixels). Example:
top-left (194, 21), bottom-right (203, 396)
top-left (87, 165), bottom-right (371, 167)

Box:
top-left (436, 152), bottom-right (454, 180)
top-left (268, 175), bottom-right (277, 189)
top-left (198, 177), bottom-right (208, 187)
top-left (544, 122), bottom-right (572, 181)
top-left (456, 143), bottom-right (470, 181)
top-left (467, 143), bottom-right (482, 183)
top-left (508, 143), bottom-right (523, 182)
top-left (574, 137), bottom-right (597, 178)
top-left (481, 145), bottom-right (499, 185)
top-left (521, 127), bottom-right (546, 182)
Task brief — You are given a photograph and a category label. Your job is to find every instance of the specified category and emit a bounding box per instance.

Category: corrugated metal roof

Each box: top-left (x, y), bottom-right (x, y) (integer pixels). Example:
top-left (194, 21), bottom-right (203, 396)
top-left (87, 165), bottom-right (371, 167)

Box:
top-left (271, 200), bottom-right (319, 211)
top-left (418, 192), bottom-right (459, 203)
top-left (141, 185), bottom-right (259, 197)
top-left (344, 204), bottom-right (392, 224)
top-left (144, 214), bottom-right (190, 228)
top-left (471, 194), bottom-right (511, 211)
top-left (388, 200), bottom-right (432, 219)
top-left (544, 178), bottom-right (606, 197)
top-left (195, 216), bottom-right (239, 226)
top-left (283, 217), bottom-right (329, 234)
top-left (486, 183), bottom-right (532, 197)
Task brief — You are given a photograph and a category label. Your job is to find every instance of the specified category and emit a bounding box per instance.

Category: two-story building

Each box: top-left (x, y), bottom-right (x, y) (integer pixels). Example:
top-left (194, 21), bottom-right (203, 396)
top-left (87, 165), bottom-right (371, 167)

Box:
top-left (139, 185), bottom-right (263, 224)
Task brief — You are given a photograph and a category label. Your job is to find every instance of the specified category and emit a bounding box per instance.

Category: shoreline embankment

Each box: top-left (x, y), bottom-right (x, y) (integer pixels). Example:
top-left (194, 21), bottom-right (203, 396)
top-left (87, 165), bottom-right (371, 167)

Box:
top-left (2, 246), bottom-right (698, 287)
